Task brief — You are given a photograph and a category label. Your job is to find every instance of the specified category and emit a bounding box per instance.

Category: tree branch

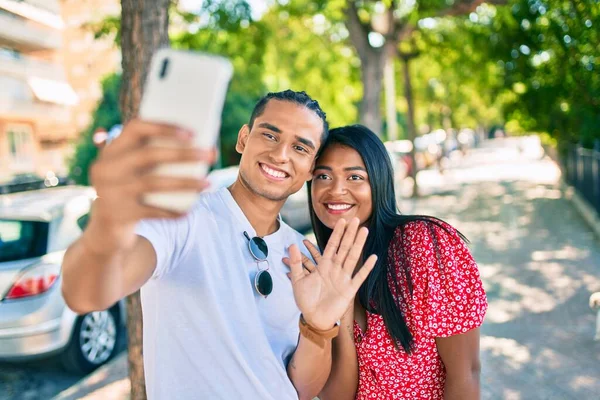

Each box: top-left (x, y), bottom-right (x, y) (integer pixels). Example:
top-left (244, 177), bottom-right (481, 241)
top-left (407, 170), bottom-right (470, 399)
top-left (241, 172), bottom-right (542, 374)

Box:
top-left (396, 22), bottom-right (415, 43)
top-left (344, 0), bottom-right (373, 60)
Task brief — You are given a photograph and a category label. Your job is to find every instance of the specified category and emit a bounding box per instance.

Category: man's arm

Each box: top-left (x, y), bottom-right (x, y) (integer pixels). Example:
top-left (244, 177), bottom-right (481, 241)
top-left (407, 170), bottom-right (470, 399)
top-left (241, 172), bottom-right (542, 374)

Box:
top-left (61, 120), bottom-right (213, 314)
top-left (318, 306), bottom-right (358, 400)
top-left (287, 334), bottom-right (332, 400)
top-left (61, 218), bottom-right (157, 313)
top-left (436, 328), bottom-right (482, 400)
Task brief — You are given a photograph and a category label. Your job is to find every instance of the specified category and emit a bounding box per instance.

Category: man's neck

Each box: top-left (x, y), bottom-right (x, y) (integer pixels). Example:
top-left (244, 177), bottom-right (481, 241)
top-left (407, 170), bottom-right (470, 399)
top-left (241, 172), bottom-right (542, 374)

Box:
top-left (228, 179), bottom-right (285, 237)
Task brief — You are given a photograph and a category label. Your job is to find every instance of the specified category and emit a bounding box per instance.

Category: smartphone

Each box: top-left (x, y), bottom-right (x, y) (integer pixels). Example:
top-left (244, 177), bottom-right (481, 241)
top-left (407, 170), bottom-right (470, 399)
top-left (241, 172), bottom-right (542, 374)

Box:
top-left (138, 48), bottom-right (233, 213)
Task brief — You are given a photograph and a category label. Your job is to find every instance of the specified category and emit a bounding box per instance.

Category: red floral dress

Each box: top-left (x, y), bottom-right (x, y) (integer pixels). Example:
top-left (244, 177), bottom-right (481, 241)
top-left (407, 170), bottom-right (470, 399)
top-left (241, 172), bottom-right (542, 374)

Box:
top-left (353, 221), bottom-right (488, 399)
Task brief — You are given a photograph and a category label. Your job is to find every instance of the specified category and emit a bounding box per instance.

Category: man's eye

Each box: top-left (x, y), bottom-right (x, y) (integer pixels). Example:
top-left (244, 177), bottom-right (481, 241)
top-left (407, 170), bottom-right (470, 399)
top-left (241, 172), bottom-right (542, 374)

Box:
top-left (263, 133), bottom-right (276, 140)
top-left (294, 145), bottom-right (308, 153)
top-left (315, 174), bottom-right (330, 180)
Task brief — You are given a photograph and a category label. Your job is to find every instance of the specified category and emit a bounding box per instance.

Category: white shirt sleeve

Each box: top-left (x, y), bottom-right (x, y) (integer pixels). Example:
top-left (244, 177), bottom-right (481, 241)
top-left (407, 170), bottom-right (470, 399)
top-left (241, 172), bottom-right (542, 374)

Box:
top-left (135, 215), bottom-right (191, 279)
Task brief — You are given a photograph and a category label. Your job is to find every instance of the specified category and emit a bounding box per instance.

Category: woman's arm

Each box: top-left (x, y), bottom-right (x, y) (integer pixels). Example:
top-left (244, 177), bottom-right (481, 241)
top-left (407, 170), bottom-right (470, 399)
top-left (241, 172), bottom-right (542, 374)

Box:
top-left (436, 328), bottom-right (482, 400)
top-left (319, 305), bottom-right (359, 400)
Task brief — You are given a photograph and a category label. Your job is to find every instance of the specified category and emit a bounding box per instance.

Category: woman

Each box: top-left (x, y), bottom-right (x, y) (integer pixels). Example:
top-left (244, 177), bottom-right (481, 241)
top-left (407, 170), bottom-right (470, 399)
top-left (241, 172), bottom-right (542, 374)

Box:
top-left (304, 125), bottom-right (487, 399)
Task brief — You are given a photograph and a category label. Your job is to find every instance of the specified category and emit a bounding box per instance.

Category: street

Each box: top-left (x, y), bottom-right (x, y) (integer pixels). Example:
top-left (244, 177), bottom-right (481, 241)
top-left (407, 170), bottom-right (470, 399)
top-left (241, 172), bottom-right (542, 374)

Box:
top-left (0, 339), bottom-right (126, 400)
top-left (0, 358), bottom-right (80, 400)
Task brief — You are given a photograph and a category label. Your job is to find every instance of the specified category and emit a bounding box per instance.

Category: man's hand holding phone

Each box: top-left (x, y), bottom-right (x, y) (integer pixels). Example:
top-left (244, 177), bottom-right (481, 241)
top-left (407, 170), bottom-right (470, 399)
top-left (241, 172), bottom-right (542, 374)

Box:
top-left (85, 120), bottom-right (216, 254)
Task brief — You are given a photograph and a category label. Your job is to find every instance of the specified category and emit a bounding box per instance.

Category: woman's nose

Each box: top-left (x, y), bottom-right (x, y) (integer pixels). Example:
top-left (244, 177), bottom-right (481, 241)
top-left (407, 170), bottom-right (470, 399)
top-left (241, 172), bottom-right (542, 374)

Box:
top-left (329, 179), bottom-right (347, 195)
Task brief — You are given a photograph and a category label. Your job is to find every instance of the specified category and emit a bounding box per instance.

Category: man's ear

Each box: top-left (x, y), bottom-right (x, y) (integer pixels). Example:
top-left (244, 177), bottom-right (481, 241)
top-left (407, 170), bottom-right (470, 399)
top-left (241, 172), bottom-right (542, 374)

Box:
top-left (235, 125), bottom-right (251, 154)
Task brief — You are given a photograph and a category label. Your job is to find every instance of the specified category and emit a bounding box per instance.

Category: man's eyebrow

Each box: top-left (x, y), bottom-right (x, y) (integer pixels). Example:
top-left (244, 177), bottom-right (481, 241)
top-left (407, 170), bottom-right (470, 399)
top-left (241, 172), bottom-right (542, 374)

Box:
top-left (296, 135), bottom-right (316, 151)
top-left (314, 165), bottom-right (332, 170)
top-left (257, 122), bottom-right (282, 133)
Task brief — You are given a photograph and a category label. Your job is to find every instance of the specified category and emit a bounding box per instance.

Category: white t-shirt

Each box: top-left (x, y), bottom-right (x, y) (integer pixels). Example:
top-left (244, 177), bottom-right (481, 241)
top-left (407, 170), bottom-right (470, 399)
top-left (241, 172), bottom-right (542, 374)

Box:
top-left (135, 187), bottom-right (308, 400)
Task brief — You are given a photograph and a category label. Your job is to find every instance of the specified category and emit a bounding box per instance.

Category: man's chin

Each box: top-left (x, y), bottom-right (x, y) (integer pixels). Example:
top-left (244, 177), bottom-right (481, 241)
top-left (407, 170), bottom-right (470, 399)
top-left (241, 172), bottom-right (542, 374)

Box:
top-left (254, 188), bottom-right (290, 202)
top-left (240, 172), bottom-right (294, 202)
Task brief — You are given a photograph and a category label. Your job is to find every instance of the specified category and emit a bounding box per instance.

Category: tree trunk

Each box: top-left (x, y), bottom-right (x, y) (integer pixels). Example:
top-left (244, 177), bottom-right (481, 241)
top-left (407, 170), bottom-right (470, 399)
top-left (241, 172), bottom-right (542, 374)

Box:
top-left (344, 1), bottom-right (386, 135)
top-left (359, 47), bottom-right (385, 134)
top-left (383, 43), bottom-right (398, 141)
top-left (119, 1), bottom-right (170, 399)
top-left (401, 55), bottom-right (419, 198)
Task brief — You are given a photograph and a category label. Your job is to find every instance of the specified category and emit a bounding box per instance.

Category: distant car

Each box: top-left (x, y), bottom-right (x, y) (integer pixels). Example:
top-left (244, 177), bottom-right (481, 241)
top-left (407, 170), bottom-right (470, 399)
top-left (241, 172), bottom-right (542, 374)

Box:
top-left (207, 166), bottom-right (312, 233)
top-left (0, 172), bottom-right (70, 195)
top-left (0, 186), bottom-right (125, 374)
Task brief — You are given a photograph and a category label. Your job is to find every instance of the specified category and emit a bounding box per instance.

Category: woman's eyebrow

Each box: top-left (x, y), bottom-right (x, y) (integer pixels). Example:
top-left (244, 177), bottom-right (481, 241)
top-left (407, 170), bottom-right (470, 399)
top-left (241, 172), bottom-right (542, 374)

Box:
top-left (313, 166), bottom-right (366, 172)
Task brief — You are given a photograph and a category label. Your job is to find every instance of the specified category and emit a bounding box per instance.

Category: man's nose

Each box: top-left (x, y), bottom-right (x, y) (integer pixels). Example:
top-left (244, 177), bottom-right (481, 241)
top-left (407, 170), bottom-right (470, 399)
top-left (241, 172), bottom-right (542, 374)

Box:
top-left (269, 143), bottom-right (290, 164)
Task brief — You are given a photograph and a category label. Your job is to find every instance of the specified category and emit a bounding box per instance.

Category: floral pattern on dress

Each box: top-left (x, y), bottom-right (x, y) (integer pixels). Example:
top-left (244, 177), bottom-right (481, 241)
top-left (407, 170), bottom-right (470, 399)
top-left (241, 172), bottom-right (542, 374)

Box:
top-left (354, 221), bottom-right (488, 400)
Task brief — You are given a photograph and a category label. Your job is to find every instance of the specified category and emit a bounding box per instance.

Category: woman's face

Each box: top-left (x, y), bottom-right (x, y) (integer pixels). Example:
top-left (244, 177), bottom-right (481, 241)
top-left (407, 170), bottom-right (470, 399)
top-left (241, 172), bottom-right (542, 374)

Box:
top-left (311, 144), bottom-right (373, 229)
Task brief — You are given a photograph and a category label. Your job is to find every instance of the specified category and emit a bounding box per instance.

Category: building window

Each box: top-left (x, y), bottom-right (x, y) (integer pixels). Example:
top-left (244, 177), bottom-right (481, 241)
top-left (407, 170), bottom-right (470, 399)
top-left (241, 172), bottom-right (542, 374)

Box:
top-left (6, 125), bottom-right (34, 171)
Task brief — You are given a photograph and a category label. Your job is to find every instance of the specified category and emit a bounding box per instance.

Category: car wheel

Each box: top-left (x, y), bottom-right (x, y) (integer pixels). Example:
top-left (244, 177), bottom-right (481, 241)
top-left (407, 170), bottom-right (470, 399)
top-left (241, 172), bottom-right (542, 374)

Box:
top-left (61, 306), bottom-right (122, 374)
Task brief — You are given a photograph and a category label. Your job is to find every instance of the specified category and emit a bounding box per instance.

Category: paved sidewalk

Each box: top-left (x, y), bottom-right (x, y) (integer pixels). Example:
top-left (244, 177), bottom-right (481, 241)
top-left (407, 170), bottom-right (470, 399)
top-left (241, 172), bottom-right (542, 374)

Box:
top-left (52, 354), bottom-right (129, 400)
top-left (54, 140), bottom-right (600, 400)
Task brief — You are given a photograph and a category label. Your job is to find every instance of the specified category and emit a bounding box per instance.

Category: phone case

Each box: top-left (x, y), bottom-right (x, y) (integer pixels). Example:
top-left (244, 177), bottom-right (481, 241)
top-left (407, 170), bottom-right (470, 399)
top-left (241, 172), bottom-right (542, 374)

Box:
top-left (138, 48), bottom-right (233, 213)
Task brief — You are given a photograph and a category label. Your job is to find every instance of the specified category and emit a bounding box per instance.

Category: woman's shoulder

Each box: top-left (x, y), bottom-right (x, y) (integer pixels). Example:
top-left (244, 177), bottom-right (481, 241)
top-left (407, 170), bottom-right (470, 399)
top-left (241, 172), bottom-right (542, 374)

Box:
top-left (390, 217), bottom-right (460, 249)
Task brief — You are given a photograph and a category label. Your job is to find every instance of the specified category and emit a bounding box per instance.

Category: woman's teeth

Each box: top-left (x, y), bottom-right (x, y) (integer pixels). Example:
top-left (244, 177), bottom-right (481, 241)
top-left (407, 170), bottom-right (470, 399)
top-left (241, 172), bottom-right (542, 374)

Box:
top-left (327, 204), bottom-right (352, 211)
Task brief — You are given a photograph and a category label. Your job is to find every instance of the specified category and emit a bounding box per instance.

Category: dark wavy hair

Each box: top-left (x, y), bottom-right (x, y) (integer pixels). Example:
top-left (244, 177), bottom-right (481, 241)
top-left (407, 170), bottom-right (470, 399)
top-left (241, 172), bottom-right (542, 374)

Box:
top-left (249, 89), bottom-right (329, 146)
top-left (308, 124), bottom-right (466, 353)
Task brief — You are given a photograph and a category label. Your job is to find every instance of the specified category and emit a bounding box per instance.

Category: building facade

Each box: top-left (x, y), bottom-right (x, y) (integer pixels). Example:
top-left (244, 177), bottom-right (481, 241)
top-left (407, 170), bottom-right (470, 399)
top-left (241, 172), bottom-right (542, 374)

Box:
top-left (0, 0), bottom-right (119, 184)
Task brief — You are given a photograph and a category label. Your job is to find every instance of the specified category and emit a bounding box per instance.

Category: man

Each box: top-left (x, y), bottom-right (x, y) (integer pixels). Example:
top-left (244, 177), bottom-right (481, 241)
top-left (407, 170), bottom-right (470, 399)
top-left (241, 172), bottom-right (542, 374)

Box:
top-left (61, 90), bottom-right (375, 399)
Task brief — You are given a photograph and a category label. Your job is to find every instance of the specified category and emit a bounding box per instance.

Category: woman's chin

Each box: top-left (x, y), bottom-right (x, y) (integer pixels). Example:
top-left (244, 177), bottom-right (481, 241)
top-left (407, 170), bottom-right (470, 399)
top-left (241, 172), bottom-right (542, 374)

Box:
top-left (322, 214), bottom-right (350, 229)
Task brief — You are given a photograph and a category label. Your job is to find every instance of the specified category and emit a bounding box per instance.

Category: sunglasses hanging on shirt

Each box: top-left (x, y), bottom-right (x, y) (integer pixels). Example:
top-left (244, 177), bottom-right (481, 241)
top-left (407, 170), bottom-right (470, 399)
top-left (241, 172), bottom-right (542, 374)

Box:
top-left (244, 231), bottom-right (273, 298)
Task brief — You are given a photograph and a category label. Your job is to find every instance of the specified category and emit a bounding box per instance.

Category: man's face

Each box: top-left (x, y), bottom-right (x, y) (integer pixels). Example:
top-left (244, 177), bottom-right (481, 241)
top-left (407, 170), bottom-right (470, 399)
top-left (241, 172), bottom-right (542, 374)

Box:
top-left (236, 100), bottom-right (323, 202)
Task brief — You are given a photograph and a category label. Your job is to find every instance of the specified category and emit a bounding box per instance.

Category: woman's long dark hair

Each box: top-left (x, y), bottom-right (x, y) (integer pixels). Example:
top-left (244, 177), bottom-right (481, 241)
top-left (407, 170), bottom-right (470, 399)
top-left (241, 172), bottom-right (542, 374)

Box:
top-left (308, 125), bottom-right (466, 353)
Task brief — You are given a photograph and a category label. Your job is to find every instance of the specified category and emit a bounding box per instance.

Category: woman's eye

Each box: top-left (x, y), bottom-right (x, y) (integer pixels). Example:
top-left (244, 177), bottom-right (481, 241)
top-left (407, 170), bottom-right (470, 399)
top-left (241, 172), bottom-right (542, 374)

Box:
top-left (349, 175), bottom-right (364, 181)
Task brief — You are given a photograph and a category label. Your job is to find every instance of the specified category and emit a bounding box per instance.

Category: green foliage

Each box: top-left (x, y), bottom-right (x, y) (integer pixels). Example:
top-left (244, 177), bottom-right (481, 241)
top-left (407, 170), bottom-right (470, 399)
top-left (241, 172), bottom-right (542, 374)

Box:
top-left (68, 73), bottom-right (121, 185)
top-left (479, 0), bottom-right (600, 147)
top-left (172, 0), bottom-right (268, 165)
top-left (71, 0), bottom-right (600, 188)
top-left (261, 1), bottom-right (362, 127)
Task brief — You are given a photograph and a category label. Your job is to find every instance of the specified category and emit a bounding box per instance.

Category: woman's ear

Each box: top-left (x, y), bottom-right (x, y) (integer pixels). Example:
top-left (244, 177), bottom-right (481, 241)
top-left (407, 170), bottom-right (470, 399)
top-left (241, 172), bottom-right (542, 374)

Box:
top-left (235, 125), bottom-right (251, 154)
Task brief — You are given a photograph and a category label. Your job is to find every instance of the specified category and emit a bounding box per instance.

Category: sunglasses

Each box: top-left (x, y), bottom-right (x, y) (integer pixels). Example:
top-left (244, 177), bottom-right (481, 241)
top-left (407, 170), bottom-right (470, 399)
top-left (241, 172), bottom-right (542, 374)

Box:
top-left (244, 231), bottom-right (273, 298)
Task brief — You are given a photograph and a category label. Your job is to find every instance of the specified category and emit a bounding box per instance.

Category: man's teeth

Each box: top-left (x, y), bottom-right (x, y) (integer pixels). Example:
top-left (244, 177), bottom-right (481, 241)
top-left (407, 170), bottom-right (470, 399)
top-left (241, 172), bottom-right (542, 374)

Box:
top-left (327, 204), bottom-right (352, 211)
top-left (261, 164), bottom-right (287, 178)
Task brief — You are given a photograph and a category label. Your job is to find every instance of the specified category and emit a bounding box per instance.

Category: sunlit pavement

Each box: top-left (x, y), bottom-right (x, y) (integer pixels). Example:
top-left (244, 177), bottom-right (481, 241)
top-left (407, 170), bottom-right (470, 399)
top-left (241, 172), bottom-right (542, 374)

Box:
top-left (399, 138), bottom-right (600, 400)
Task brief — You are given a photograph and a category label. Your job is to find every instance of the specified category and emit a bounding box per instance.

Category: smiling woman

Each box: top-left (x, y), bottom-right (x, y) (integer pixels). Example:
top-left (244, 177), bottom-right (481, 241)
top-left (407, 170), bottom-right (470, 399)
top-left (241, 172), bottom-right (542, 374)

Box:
top-left (308, 125), bottom-right (487, 400)
top-left (311, 144), bottom-right (373, 227)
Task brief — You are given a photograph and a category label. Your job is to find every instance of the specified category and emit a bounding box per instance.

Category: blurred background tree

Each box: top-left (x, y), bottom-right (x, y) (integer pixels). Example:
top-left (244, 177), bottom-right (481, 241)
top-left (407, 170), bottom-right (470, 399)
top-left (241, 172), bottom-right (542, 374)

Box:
top-left (68, 73), bottom-right (121, 185)
top-left (479, 0), bottom-right (599, 149)
top-left (69, 0), bottom-right (599, 186)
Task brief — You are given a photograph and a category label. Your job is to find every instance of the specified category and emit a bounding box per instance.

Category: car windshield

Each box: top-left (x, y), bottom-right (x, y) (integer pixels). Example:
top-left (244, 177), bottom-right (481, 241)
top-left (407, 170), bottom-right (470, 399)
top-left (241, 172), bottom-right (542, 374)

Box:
top-left (0, 219), bottom-right (48, 262)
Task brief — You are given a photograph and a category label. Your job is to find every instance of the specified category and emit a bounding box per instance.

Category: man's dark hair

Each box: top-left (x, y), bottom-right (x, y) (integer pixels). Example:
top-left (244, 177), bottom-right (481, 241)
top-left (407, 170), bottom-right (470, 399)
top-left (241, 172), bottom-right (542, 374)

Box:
top-left (248, 89), bottom-right (329, 146)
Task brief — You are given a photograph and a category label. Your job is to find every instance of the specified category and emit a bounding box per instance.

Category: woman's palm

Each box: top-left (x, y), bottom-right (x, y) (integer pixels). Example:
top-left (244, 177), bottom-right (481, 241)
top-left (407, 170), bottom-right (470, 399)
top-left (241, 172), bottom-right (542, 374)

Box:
top-left (287, 218), bottom-right (377, 331)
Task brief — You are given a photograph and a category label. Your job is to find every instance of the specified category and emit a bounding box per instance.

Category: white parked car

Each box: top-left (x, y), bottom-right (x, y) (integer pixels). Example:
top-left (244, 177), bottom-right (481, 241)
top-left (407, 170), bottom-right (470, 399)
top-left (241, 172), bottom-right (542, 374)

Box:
top-left (0, 186), bottom-right (125, 374)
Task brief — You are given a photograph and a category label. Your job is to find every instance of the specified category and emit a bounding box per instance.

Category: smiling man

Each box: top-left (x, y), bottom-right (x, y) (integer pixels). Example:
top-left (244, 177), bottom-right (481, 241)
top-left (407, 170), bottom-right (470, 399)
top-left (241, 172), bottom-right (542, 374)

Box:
top-left (61, 90), bottom-right (376, 400)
